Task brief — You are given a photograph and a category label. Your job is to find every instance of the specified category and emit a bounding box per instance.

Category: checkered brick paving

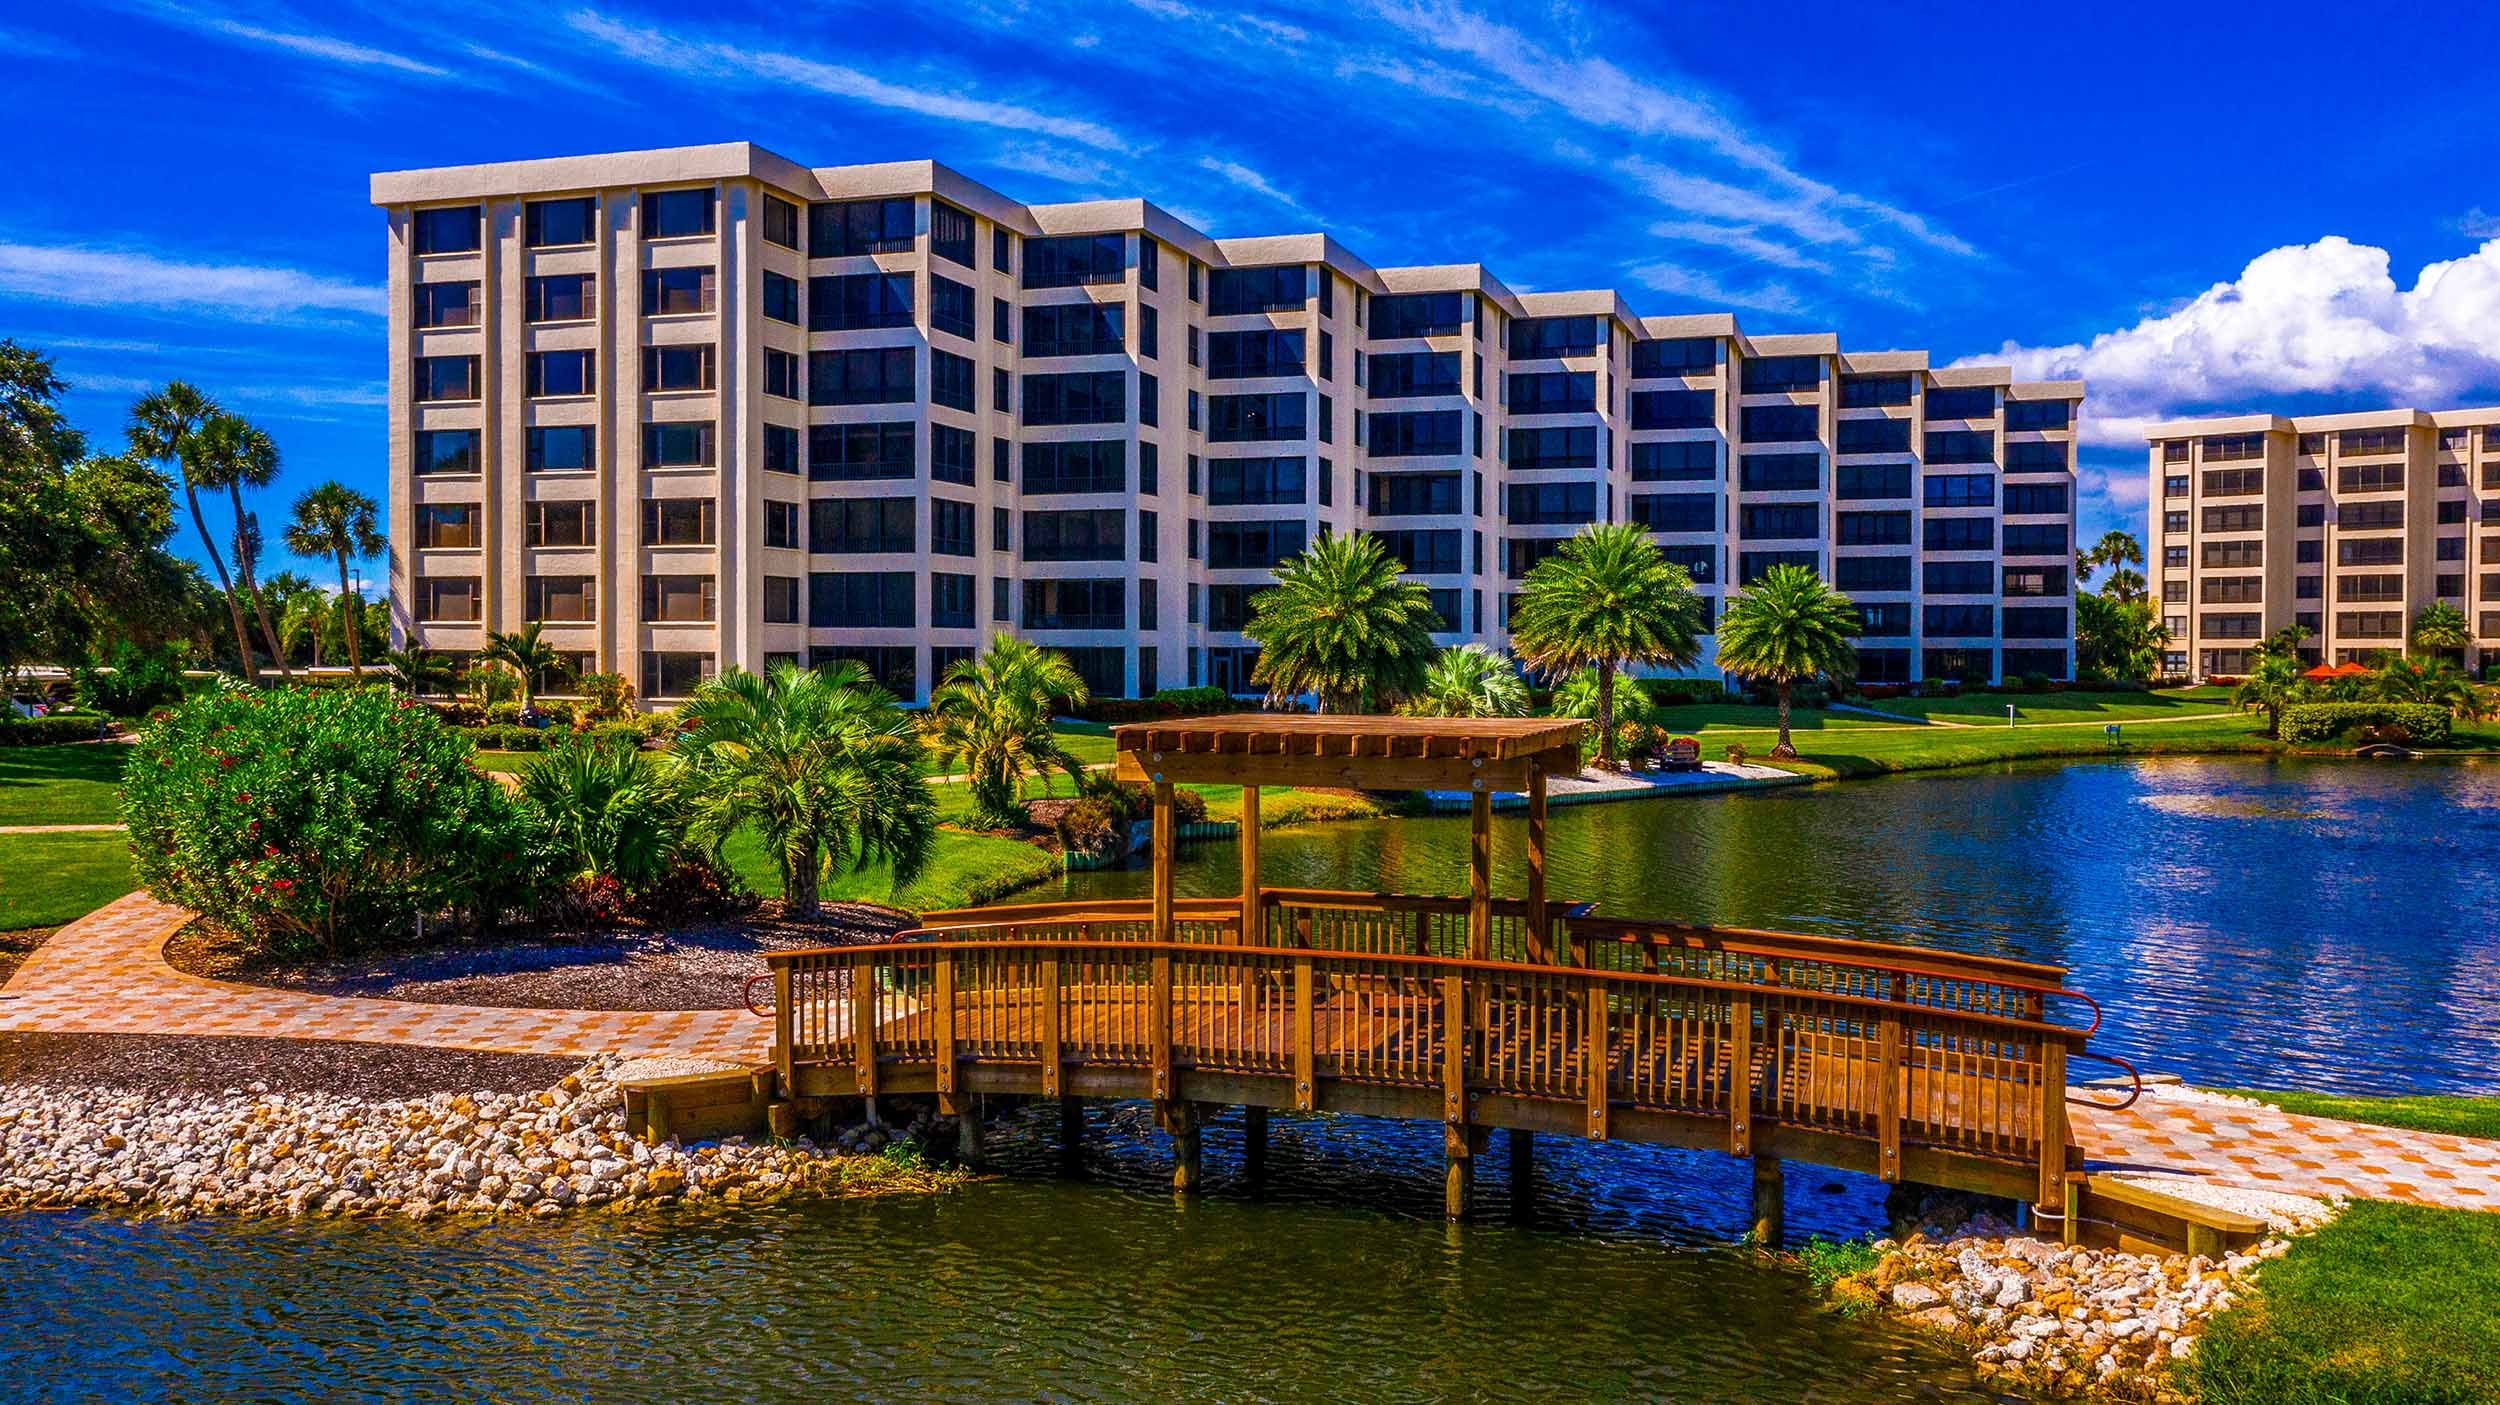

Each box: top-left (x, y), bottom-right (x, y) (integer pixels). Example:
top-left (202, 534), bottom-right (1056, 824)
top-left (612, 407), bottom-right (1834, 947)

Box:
top-left (2072, 1084), bottom-right (2500, 1213)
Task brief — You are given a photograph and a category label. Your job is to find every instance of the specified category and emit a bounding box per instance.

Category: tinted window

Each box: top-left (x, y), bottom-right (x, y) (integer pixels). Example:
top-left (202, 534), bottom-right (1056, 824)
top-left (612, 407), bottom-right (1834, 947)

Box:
top-left (524, 198), bottom-right (595, 249)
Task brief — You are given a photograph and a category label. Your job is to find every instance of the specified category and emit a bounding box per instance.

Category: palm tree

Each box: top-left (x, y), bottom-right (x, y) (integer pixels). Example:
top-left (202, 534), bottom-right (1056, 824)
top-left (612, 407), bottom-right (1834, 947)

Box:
top-left (382, 646), bottom-right (458, 698)
top-left (129, 382), bottom-right (256, 677)
top-left (1712, 564), bottom-right (1861, 759)
top-left (190, 411), bottom-right (290, 681)
top-left (2370, 653), bottom-right (2489, 719)
top-left (482, 622), bottom-right (572, 706)
top-left (279, 590), bottom-right (333, 668)
top-left (1508, 523), bottom-right (1701, 768)
top-left (924, 633), bottom-right (1092, 828)
top-left (2257, 621), bottom-right (2314, 663)
top-left (1243, 531), bottom-right (1441, 713)
top-left (1407, 643), bottom-right (1529, 719)
top-left (520, 738), bottom-right (683, 892)
top-left (2231, 653), bottom-right (2311, 738)
top-left (282, 481), bottom-right (385, 677)
top-left (2098, 566), bottom-right (2148, 605)
top-left (2076, 592), bottom-right (2172, 683)
top-left (2089, 529), bottom-right (2143, 575)
top-left (2412, 601), bottom-right (2469, 659)
top-left (666, 662), bottom-right (936, 917)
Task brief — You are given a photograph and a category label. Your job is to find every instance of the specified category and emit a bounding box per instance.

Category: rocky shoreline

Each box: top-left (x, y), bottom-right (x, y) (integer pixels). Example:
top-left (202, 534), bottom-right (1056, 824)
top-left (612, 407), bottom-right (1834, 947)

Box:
top-left (0, 1056), bottom-right (960, 1220)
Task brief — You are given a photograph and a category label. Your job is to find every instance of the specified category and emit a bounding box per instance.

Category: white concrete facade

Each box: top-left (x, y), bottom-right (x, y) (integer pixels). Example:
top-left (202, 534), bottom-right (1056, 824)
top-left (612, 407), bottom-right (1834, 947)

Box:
top-left (374, 142), bottom-right (2083, 703)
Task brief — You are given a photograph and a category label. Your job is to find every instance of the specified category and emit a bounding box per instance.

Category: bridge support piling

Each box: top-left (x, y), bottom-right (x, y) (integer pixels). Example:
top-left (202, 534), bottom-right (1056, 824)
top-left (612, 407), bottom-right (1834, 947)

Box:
top-left (1507, 1129), bottom-right (1535, 1217)
top-left (1751, 1156), bottom-right (1785, 1246)
top-left (1444, 1124), bottom-right (1485, 1220)
top-left (956, 1096), bottom-right (985, 1167)
top-left (1243, 1105), bottom-right (1269, 1184)
top-left (1163, 1100), bottom-right (1202, 1195)
top-left (1058, 1097), bottom-right (1085, 1169)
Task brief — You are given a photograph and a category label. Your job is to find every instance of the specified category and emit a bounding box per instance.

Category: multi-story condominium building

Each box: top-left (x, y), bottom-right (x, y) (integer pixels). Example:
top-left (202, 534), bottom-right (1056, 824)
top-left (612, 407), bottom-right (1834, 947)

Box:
top-left (2146, 408), bottom-right (2500, 679)
top-left (372, 142), bottom-right (2083, 705)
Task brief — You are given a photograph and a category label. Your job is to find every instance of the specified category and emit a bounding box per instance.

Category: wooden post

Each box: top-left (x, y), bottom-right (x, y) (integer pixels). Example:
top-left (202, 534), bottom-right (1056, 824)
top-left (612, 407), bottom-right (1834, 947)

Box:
top-left (1038, 954), bottom-right (1062, 1098)
top-left (1243, 1104), bottom-right (1270, 1184)
top-left (1525, 762), bottom-right (1550, 963)
top-left (1751, 1156), bottom-right (1785, 1246)
top-left (772, 961), bottom-right (794, 1090)
top-left (1507, 1128), bottom-right (1534, 1214)
top-left (956, 1095), bottom-right (983, 1166)
top-left (1167, 1100), bottom-right (1202, 1195)
top-left (1728, 995), bottom-right (1753, 1157)
top-left (1584, 972), bottom-right (1610, 1141)
top-left (1467, 788), bottom-right (1492, 960)
top-left (1877, 1010), bottom-right (1903, 1183)
top-left (2039, 1035), bottom-right (2071, 1229)
top-left (850, 953), bottom-right (879, 1099)
top-left (1291, 955), bottom-right (1316, 1111)
top-left (932, 949), bottom-right (957, 1109)
top-left (1059, 1095), bottom-right (1085, 1167)
top-left (1152, 779), bottom-right (1176, 944)
top-left (1239, 784), bottom-right (1261, 942)
top-left (1443, 1124), bottom-right (1478, 1220)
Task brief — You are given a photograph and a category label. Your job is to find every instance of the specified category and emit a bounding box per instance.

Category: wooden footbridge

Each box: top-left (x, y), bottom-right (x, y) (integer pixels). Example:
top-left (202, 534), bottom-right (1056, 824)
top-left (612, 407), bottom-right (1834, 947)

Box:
top-left (763, 716), bottom-right (2108, 1234)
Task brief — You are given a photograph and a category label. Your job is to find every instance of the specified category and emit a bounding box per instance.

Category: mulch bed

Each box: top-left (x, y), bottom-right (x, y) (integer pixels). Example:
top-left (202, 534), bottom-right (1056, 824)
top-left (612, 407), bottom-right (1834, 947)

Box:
top-left (0, 927), bottom-right (56, 986)
top-left (0, 1033), bottom-right (579, 1099)
top-left (162, 904), bottom-right (912, 1012)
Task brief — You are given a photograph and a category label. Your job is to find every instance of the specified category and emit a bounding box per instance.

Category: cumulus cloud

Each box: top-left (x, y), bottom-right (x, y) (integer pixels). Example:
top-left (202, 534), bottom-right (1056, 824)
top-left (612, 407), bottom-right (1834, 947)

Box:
top-left (1961, 236), bottom-right (2500, 447)
top-left (0, 241), bottom-right (384, 319)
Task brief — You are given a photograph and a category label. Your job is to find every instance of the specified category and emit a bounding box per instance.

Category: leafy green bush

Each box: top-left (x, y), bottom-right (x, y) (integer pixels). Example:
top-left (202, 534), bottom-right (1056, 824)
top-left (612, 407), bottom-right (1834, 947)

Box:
top-left (1054, 797), bottom-right (1127, 859)
top-left (72, 641), bottom-right (193, 718)
top-left (486, 700), bottom-right (523, 726)
top-left (2279, 702), bottom-right (2452, 746)
top-left (1641, 677), bottom-right (1727, 707)
top-left (123, 686), bottom-right (544, 954)
top-left (0, 716), bottom-right (106, 746)
top-left (1075, 686), bottom-right (1238, 723)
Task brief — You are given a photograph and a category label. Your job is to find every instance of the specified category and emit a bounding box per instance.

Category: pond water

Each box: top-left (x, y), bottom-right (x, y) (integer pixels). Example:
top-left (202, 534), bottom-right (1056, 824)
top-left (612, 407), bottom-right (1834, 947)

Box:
top-left (1057, 755), bottom-right (2500, 1097)
top-left (10, 755), bottom-right (2493, 1401)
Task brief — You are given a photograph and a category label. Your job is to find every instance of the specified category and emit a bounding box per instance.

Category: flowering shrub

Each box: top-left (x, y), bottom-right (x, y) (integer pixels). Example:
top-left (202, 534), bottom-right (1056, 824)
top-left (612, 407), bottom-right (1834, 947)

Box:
top-left (122, 686), bottom-right (545, 955)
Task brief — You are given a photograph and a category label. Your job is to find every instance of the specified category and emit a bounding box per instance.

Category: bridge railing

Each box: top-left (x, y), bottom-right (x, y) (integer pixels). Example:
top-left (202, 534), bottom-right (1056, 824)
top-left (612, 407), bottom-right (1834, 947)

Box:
top-left (770, 922), bottom-right (2085, 1204)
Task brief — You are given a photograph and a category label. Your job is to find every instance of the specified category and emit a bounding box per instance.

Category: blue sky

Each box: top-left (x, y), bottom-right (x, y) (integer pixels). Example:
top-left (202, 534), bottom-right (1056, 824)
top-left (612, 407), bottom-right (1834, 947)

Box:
top-left (12, 2), bottom-right (2500, 587)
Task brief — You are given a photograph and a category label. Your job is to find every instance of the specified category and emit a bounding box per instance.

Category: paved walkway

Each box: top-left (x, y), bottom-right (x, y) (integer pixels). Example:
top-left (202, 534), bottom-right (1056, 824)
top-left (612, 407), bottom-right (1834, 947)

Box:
top-left (0, 892), bottom-right (771, 1063)
top-left (0, 824), bottom-right (124, 834)
top-left (2074, 1083), bottom-right (2500, 1213)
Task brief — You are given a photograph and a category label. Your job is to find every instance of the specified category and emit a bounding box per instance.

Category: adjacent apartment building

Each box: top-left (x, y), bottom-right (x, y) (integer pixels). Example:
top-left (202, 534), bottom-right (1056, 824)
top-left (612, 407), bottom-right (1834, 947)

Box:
top-left (373, 141), bottom-right (2083, 705)
top-left (2146, 408), bottom-right (2500, 679)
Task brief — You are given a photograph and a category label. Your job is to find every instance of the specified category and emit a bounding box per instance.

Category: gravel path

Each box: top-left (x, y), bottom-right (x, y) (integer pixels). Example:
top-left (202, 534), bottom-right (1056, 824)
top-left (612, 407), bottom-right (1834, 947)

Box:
top-left (0, 1032), bottom-right (578, 1099)
top-left (163, 905), bottom-right (909, 1011)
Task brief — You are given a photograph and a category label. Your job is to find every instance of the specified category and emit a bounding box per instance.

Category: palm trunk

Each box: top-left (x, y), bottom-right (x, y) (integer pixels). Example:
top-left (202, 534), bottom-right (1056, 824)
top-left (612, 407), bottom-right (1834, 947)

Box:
top-left (229, 487), bottom-right (292, 681)
top-left (785, 843), bottom-right (821, 918)
top-left (184, 480), bottom-right (257, 679)
top-left (1595, 660), bottom-right (1618, 769)
top-left (335, 546), bottom-right (364, 676)
top-left (1772, 681), bottom-right (1798, 759)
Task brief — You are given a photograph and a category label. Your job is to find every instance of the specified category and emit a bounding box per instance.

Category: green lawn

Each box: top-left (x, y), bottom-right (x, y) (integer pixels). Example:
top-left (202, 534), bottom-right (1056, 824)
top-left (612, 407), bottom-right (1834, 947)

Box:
top-left (0, 745), bottom-right (129, 826)
top-left (2225, 1090), bottom-right (2500, 1141)
top-left (1845, 688), bottom-right (2231, 727)
top-left (1643, 703), bottom-right (1902, 733)
top-left (2184, 1200), bottom-right (2500, 1405)
top-left (0, 830), bottom-right (134, 931)
top-left (472, 728), bottom-right (1116, 781)
top-left (718, 823), bottom-right (1057, 915)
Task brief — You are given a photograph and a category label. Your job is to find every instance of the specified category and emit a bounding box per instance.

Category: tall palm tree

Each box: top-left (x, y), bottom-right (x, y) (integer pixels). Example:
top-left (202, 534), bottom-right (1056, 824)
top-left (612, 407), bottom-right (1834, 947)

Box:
top-left (1712, 564), bottom-right (1861, 759)
top-left (1508, 523), bottom-right (1701, 768)
top-left (2412, 601), bottom-right (2469, 658)
top-left (2231, 653), bottom-right (2311, 738)
top-left (1243, 531), bottom-right (1440, 713)
top-left (2075, 592), bottom-right (2172, 683)
top-left (282, 481), bottom-right (385, 677)
top-left (482, 621), bottom-right (572, 706)
top-left (279, 590), bottom-right (333, 668)
top-left (190, 411), bottom-right (290, 680)
top-left (1407, 643), bottom-right (1529, 719)
top-left (128, 382), bottom-right (256, 677)
top-left (924, 633), bottom-right (1093, 828)
top-left (666, 662), bottom-right (936, 917)
top-left (382, 646), bottom-right (458, 698)
top-left (2089, 529), bottom-right (2143, 575)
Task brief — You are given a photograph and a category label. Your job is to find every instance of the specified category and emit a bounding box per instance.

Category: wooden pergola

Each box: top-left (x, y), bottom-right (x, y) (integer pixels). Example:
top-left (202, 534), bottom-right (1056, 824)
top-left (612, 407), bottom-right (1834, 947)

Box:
top-left (1112, 714), bottom-right (1586, 958)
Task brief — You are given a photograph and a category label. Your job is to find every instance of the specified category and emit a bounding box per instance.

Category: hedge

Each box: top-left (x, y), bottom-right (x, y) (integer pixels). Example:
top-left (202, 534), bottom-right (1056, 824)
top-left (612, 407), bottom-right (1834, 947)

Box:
top-left (459, 721), bottom-right (650, 753)
top-left (1641, 678), bottom-right (1728, 707)
top-left (2278, 702), bottom-right (2453, 746)
top-left (0, 716), bottom-right (108, 746)
top-left (1075, 687), bottom-right (1241, 724)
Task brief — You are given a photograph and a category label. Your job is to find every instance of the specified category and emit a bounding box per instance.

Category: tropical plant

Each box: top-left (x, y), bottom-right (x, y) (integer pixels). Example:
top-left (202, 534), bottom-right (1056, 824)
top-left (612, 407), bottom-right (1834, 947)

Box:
top-left (1508, 523), bottom-right (1702, 768)
top-left (278, 590), bottom-right (334, 668)
top-left (924, 633), bottom-right (1093, 829)
top-left (517, 738), bottom-right (686, 896)
top-left (2367, 653), bottom-right (2488, 719)
top-left (2411, 601), bottom-right (2469, 658)
top-left (1711, 564), bottom-right (1860, 759)
top-left (2231, 653), bottom-right (2313, 738)
top-left (1406, 643), bottom-right (1529, 719)
top-left (1547, 666), bottom-right (1661, 728)
top-left (577, 671), bottom-right (636, 722)
top-left (482, 622), bottom-right (574, 706)
top-left (122, 686), bottom-right (542, 954)
top-left (1243, 531), bottom-right (1441, 713)
top-left (2078, 529), bottom-right (2144, 588)
top-left (666, 662), bottom-right (936, 917)
top-left (189, 410), bottom-right (290, 681)
top-left (383, 646), bottom-right (459, 698)
top-left (282, 480), bottom-right (385, 677)
top-left (71, 639), bottom-right (192, 718)
top-left (130, 382), bottom-right (258, 678)
top-left (2075, 592), bottom-right (2171, 683)
top-left (2256, 621), bottom-right (2314, 663)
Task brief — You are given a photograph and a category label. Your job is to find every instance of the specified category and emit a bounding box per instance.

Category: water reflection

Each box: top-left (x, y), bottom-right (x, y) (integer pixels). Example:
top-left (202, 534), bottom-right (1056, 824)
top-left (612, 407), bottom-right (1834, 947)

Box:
top-left (1057, 757), bottom-right (2500, 1095)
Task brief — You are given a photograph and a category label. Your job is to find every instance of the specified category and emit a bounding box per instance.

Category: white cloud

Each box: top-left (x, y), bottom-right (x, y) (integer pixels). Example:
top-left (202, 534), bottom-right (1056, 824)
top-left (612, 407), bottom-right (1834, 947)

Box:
top-left (1197, 156), bottom-right (1309, 217)
top-left (2458, 207), bottom-right (2500, 239)
top-left (987, 146), bottom-right (1119, 189)
top-left (0, 240), bottom-right (384, 319)
top-left (1963, 235), bottom-right (2500, 446)
top-left (565, 9), bottom-right (1129, 151)
top-left (1647, 219), bottom-right (1829, 274)
top-left (141, 5), bottom-right (456, 78)
top-left (0, 23), bottom-right (79, 60)
top-left (1628, 259), bottom-right (1804, 317)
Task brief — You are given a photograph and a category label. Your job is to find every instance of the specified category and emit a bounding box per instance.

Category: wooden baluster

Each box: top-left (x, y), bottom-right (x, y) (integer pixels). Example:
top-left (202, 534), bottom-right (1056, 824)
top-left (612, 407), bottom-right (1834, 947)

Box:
top-left (1293, 954), bottom-right (1316, 1111)
top-left (851, 952), bottom-right (879, 1098)
top-left (1039, 954), bottom-right (1062, 1098)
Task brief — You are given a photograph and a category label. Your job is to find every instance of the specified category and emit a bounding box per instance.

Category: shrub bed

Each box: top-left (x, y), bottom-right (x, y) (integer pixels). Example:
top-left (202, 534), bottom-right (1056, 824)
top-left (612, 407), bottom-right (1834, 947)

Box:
top-left (2278, 702), bottom-right (2453, 746)
top-left (1075, 687), bottom-right (1238, 724)
top-left (0, 716), bottom-right (107, 746)
top-left (1641, 678), bottom-right (1728, 707)
top-left (458, 721), bottom-right (651, 753)
top-left (124, 687), bottom-right (543, 955)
